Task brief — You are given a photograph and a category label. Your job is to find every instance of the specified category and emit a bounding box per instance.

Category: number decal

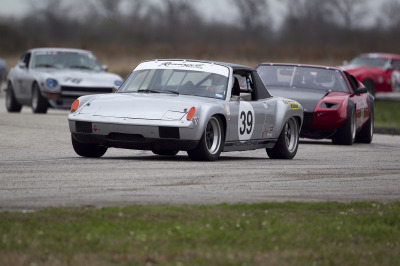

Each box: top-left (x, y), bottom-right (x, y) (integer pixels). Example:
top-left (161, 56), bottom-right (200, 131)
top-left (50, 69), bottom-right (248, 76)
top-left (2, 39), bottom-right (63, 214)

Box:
top-left (238, 102), bottom-right (255, 140)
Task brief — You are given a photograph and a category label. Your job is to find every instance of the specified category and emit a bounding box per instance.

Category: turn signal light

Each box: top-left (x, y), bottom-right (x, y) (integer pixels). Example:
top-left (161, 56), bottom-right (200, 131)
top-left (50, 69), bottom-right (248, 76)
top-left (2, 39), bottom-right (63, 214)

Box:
top-left (186, 107), bottom-right (196, 120)
top-left (71, 99), bottom-right (79, 113)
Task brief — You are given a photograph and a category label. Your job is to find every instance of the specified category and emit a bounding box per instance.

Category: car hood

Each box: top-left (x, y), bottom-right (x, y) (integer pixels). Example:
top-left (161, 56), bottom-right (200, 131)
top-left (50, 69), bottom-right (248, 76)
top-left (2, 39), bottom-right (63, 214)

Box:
top-left (78, 93), bottom-right (218, 120)
top-left (267, 86), bottom-right (340, 112)
top-left (32, 68), bottom-right (122, 87)
top-left (340, 65), bottom-right (383, 76)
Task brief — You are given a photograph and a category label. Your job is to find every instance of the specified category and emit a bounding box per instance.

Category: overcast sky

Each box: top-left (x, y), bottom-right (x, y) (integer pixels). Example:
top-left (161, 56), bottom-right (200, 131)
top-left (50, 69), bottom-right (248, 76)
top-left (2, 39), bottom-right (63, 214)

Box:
top-left (0, 0), bottom-right (381, 28)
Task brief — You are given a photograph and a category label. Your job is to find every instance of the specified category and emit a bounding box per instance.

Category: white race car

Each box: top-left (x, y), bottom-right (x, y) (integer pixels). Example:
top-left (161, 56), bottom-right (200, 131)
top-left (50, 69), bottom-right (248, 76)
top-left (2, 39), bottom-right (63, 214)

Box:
top-left (69, 59), bottom-right (304, 161)
top-left (5, 47), bottom-right (123, 113)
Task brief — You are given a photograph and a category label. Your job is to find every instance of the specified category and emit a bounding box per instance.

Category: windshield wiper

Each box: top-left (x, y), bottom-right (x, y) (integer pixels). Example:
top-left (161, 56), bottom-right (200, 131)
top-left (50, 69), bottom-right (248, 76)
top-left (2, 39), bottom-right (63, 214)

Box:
top-left (137, 89), bottom-right (160, 93)
top-left (69, 65), bottom-right (93, 70)
top-left (162, 90), bottom-right (179, 95)
top-left (35, 64), bottom-right (57, 68)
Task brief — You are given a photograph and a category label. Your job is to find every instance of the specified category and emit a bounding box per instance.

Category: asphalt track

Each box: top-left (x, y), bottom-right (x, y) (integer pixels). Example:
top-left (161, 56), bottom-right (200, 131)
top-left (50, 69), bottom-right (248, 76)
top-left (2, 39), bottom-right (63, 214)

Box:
top-left (0, 93), bottom-right (399, 211)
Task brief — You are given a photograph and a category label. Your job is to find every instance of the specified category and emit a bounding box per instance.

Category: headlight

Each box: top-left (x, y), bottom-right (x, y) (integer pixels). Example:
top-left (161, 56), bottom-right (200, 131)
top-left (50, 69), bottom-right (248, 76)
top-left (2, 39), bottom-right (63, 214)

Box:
top-left (114, 80), bottom-right (122, 86)
top-left (46, 78), bottom-right (58, 88)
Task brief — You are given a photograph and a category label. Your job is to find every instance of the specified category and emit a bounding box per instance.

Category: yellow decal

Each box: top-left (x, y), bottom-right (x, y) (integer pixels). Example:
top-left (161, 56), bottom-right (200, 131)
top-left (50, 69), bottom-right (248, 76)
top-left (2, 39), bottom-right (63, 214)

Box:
top-left (290, 102), bottom-right (299, 109)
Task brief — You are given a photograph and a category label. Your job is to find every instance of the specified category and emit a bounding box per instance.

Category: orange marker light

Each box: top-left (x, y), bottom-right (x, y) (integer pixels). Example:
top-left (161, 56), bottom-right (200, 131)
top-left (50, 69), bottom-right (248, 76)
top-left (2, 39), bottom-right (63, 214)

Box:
top-left (186, 107), bottom-right (196, 120)
top-left (71, 99), bottom-right (79, 113)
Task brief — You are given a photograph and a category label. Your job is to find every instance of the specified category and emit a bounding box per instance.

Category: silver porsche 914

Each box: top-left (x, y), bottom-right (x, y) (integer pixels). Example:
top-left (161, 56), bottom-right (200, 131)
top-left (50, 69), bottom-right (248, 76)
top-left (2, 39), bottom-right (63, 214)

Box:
top-left (5, 47), bottom-right (123, 113)
top-left (68, 59), bottom-right (303, 161)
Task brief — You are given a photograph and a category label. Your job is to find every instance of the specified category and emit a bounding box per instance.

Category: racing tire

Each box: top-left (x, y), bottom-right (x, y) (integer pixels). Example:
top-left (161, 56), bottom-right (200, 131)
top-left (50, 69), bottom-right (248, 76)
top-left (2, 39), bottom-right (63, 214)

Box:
top-left (355, 105), bottom-right (374, 143)
top-left (362, 79), bottom-right (375, 96)
top-left (71, 135), bottom-right (108, 158)
top-left (266, 117), bottom-right (299, 159)
top-left (5, 82), bottom-right (22, 113)
top-left (332, 104), bottom-right (356, 145)
top-left (31, 83), bottom-right (48, 114)
top-left (151, 149), bottom-right (179, 156)
top-left (187, 116), bottom-right (224, 161)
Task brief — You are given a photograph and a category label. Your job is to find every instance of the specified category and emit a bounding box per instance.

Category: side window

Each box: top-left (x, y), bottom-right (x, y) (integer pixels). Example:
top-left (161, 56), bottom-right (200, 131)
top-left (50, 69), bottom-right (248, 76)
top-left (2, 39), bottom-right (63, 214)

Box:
top-left (21, 53), bottom-right (31, 68)
top-left (392, 60), bottom-right (400, 70)
top-left (232, 72), bottom-right (256, 101)
top-left (345, 72), bottom-right (358, 93)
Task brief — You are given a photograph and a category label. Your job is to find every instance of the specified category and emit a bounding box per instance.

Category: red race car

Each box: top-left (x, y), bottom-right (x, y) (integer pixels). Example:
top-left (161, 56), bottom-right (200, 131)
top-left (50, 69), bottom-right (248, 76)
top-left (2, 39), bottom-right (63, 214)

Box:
top-left (341, 53), bottom-right (400, 95)
top-left (256, 63), bottom-right (374, 145)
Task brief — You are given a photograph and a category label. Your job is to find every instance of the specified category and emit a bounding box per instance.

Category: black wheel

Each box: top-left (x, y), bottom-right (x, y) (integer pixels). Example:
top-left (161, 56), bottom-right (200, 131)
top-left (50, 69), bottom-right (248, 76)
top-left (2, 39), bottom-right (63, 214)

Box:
top-left (151, 149), bottom-right (179, 156)
top-left (5, 82), bottom-right (22, 112)
top-left (71, 135), bottom-right (107, 158)
top-left (31, 83), bottom-right (48, 114)
top-left (362, 79), bottom-right (375, 96)
top-left (266, 117), bottom-right (299, 159)
top-left (356, 106), bottom-right (374, 143)
top-left (187, 116), bottom-right (224, 161)
top-left (332, 105), bottom-right (356, 145)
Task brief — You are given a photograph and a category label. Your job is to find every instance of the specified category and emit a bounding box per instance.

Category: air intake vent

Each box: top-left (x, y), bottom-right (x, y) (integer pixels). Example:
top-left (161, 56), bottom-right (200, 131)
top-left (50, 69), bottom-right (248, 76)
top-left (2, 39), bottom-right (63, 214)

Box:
top-left (75, 121), bottom-right (92, 133)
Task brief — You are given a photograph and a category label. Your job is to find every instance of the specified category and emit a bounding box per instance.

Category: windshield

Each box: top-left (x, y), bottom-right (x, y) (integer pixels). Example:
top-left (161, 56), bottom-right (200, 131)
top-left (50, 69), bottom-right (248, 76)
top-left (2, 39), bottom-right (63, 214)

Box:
top-left (31, 51), bottom-right (102, 71)
top-left (349, 57), bottom-right (389, 68)
top-left (257, 65), bottom-right (350, 93)
top-left (117, 68), bottom-right (228, 99)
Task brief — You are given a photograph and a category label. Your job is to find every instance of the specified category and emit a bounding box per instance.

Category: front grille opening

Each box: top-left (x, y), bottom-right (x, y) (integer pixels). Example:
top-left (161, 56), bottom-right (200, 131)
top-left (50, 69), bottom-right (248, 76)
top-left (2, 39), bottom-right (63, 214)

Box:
top-left (107, 133), bottom-right (145, 142)
top-left (75, 121), bottom-right (92, 133)
top-left (159, 126), bottom-right (180, 139)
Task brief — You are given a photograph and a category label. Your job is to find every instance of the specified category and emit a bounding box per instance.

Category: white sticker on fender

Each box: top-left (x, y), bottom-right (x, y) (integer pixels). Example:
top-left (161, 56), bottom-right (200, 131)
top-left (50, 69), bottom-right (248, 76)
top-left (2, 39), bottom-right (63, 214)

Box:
top-left (238, 102), bottom-right (255, 140)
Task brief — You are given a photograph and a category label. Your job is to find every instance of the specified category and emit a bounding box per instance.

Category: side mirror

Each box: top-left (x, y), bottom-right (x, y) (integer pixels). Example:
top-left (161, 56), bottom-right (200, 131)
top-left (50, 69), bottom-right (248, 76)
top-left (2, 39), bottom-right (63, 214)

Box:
top-left (18, 62), bottom-right (26, 69)
top-left (355, 86), bottom-right (368, 95)
top-left (101, 65), bottom-right (108, 72)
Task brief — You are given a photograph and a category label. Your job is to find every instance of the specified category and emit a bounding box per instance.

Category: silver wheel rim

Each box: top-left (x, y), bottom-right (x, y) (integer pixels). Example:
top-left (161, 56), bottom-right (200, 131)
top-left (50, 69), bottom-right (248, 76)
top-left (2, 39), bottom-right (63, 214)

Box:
top-left (284, 117), bottom-right (298, 153)
top-left (32, 86), bottom-right (38, 110)
top-left (205, 117), bottom-right (221, 154)
top-left (351, 110), bottom-right (356, 141)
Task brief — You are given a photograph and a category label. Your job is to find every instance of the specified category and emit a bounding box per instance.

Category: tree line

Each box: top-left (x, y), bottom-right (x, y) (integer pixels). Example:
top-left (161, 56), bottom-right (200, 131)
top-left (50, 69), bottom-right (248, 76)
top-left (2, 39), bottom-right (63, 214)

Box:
top-left (1, 0), bottom-right (400, 62)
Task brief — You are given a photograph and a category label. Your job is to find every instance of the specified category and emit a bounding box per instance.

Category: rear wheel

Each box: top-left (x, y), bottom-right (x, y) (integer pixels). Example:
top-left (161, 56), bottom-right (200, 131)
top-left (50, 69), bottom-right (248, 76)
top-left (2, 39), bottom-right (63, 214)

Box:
top-left (332, 106), bottom-right (356, 145)
top-left (71, 135), bottom-right (107, 158)
top-left (31, 83), bottom-right (48, 114)
top-left (187, 116), bottom-right (224, 161)
top-left (5, 82), bottom-right (22, 112)
top-left (266, 117), bottom-right (299, 159)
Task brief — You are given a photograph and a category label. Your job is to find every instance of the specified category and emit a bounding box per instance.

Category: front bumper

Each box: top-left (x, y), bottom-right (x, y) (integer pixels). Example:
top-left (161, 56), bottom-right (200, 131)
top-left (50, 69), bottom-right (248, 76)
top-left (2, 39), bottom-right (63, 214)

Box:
top-left (69, 118), bottom-right (200, 151)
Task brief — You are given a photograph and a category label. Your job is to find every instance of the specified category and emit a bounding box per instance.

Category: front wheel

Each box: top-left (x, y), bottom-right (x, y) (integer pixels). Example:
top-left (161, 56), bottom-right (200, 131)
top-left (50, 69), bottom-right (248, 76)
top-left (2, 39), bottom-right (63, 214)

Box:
top-left (266, 117), bottom-right (299, 159)
top-left (31, 83), bottom-right (48, 114)
top-left (71, 135), bottom-right (107, 158)
top-left (332, 105), bottom-right (356, 145)
top-left (187, 116), bottom-right (224, 161)
top-left (5, 82), bottom-right (22, 112)
top-left (356, 106), bottom-right (374, 143)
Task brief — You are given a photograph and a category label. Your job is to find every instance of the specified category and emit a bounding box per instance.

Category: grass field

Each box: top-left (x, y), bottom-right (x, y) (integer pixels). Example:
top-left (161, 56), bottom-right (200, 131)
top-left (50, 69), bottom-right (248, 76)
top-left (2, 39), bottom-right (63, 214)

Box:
top-left (374, 100), bottom-right (400, 133)
top-left (1, 202), bottom-right (399, 265)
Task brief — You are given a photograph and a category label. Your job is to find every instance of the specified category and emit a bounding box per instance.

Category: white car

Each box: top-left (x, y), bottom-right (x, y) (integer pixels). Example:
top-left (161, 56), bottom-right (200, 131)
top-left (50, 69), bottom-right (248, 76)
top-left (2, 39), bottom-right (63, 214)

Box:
top-left (69, 59), bottom-right (304, 161)
top-left (5, 48), bottom-right (123, 113)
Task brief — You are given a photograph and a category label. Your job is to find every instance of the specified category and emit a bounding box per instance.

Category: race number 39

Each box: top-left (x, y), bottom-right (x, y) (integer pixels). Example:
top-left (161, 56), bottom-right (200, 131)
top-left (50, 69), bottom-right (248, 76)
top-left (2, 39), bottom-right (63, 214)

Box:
top-left (238, 102), bottom-right (255, 140)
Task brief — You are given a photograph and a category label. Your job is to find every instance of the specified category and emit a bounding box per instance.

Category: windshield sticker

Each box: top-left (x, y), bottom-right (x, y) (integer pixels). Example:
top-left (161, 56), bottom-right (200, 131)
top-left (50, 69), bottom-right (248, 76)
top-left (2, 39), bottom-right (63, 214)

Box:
top-left (215, 93), bottom-right (224, 99)
top-left (159, 62), bottom-right (204, 69)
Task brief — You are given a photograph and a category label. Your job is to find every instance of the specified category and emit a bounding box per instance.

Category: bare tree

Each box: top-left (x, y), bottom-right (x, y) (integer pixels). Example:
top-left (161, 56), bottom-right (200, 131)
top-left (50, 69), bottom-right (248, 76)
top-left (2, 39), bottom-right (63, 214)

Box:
top-left (379, 0), bottom-right (400, 29)
top-left (233, 0), bottom-right (270, 34)
top-left (328, 0), bottom-right (367, 29)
